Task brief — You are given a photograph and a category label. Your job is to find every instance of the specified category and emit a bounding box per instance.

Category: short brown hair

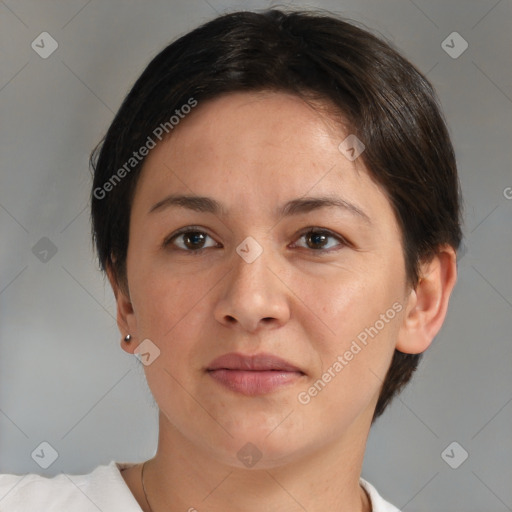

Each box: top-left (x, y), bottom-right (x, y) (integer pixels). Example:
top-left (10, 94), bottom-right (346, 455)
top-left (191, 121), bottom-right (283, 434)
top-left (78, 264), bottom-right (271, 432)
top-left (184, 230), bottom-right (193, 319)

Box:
top-left (90, 9), bottom-right (462, 422)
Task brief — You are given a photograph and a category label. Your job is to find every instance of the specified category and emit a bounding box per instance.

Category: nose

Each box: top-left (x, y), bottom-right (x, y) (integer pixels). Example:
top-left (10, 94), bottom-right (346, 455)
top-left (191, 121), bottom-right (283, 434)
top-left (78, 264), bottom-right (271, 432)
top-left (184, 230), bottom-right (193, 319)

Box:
top-left (213, 240), bottom-right (291, 333)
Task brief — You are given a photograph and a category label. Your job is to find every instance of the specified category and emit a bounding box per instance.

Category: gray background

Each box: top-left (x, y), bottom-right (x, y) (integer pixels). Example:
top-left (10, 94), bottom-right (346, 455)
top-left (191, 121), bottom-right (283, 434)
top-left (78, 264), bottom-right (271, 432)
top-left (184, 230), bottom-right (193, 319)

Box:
top-left (0, 1), bottom-right (511, 510)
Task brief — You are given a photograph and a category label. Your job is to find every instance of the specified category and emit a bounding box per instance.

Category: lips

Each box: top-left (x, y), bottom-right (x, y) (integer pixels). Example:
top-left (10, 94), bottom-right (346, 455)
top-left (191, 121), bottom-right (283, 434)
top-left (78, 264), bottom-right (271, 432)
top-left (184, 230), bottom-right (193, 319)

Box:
top-left (207, 353), bottom-right (303, 372)
top-left (206, 353), bottom-right (305, 396)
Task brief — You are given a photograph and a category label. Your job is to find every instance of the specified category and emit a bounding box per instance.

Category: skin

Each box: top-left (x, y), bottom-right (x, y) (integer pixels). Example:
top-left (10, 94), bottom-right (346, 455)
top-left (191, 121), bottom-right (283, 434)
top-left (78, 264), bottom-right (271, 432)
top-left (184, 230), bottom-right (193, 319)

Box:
top-left (109, 91), bottom-right (457, 512)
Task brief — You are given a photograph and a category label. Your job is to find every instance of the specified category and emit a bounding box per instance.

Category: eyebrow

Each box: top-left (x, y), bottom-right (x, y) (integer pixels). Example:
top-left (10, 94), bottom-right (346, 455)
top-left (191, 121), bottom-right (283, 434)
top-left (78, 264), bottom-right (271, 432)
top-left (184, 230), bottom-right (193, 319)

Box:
top-left (149, 194), bottom-right (371, 224)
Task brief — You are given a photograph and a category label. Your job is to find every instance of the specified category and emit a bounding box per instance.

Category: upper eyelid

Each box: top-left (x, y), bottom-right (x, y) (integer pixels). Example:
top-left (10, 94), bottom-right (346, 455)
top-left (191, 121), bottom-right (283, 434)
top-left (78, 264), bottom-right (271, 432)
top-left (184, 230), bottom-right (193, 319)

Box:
top-left (164, 225), bottom-right (216, 242)
top-left (292, 228), bottom-right (350, 248)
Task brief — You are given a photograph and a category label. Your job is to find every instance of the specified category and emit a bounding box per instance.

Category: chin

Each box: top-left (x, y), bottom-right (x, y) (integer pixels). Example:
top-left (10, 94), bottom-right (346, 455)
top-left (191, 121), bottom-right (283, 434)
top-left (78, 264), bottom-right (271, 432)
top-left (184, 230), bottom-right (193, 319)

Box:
top-left (219, 438), bottom-right (309, 471)
top-left (202, 419), bottom-right (313, 470)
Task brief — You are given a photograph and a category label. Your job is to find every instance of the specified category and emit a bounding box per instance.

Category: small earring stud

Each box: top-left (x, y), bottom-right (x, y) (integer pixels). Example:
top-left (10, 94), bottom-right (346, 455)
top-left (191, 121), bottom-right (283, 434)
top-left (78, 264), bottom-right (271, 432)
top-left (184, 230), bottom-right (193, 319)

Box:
top-left (124, 334), bottom-right (132, 342)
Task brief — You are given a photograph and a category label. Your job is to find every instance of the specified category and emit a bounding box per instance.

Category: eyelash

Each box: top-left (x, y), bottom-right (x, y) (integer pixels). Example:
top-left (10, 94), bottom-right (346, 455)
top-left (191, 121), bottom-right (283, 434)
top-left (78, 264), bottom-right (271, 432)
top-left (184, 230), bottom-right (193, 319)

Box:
top-left (163, 226), bottom-right (350, 255)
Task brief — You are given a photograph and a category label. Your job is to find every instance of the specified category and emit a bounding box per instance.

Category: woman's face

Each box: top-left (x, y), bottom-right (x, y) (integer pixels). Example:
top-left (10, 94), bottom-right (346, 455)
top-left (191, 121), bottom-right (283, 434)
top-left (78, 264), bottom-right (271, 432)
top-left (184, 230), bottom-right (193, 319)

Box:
top-left (123, 91), bottom-right (410, 467)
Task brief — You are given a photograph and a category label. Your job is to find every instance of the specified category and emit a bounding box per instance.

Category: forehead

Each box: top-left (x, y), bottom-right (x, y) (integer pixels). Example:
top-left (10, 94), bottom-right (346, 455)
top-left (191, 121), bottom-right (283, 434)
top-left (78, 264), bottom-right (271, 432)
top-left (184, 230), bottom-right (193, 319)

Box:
top-left (163, 91), bottom-right (348, 165)
top-left (132, 91), bottom-right (395, 229)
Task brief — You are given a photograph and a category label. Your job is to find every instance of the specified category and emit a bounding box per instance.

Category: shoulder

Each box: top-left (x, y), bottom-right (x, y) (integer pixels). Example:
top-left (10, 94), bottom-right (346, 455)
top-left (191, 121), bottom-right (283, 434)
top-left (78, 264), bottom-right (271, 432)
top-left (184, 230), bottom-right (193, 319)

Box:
top-left (0, 461), bottom-right (142, 512)
top-left (360, 478), bottom-right (401, 512)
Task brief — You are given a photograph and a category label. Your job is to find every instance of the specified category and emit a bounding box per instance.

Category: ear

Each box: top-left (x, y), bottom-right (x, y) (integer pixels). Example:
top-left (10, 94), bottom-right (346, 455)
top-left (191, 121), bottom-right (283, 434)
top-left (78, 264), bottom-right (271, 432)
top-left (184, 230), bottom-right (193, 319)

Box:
top-left (106, 264), bottom-right (138, 355)
top-left (396, 245), bottom-right (457, 354)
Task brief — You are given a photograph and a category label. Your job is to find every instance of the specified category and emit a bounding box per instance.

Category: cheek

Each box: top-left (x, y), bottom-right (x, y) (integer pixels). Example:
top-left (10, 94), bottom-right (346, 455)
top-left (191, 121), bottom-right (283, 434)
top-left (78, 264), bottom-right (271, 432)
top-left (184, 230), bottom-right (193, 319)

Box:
top-left (294, 262), bottom-right (402, 396)
top-left (295, 261), bottom-right (398, 341)
top-left (131, 271), bottom-right (212, 415)
top-left (129, 258), bottom-right (204, 334)
top-left (128, 265), bottom-right (219, 387)
top-left (295, 294), bottom-right (400, 436)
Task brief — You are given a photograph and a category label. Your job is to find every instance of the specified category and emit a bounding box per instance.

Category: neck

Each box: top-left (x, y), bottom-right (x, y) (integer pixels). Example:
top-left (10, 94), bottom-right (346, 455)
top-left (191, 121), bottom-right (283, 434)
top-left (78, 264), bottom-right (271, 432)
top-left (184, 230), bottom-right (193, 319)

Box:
top-left (142, 411), bottom-right (373, 512)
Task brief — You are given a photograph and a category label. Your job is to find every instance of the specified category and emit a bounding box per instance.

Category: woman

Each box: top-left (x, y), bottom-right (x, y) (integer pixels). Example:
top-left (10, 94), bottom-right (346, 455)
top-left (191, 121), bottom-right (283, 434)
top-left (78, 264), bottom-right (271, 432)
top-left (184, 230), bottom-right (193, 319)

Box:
top-left (0, 8), bottom-right (461, 512)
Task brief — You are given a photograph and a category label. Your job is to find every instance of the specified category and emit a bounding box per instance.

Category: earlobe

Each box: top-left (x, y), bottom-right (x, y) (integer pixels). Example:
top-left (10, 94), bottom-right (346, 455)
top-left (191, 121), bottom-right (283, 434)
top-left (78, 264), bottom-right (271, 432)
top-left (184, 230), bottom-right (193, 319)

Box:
top-left (106, 264), bottom-right (138, 354)
top-left (396, 246), bottom-right (457, 354)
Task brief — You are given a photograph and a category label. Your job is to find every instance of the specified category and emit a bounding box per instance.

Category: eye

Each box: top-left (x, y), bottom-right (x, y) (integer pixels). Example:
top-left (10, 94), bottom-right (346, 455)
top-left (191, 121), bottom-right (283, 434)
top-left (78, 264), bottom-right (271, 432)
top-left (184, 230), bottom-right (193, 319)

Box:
top-left (292, 228), bottom-right (348, 252)
top-left (164, 227), bottom-right (220, 252)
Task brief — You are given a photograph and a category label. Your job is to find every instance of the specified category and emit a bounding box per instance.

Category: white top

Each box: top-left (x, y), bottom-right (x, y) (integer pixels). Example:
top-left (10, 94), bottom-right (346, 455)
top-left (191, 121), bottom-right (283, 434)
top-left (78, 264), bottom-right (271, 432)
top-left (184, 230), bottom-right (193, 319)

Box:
top-left (0, 460), bottom-right (401, 511)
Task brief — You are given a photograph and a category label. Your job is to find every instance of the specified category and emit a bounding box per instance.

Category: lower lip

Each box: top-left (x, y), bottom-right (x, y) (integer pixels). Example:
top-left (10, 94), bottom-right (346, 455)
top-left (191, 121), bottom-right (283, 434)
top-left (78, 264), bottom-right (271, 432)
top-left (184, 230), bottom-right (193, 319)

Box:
top-left (207, 369), bottom-right (304, 396)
